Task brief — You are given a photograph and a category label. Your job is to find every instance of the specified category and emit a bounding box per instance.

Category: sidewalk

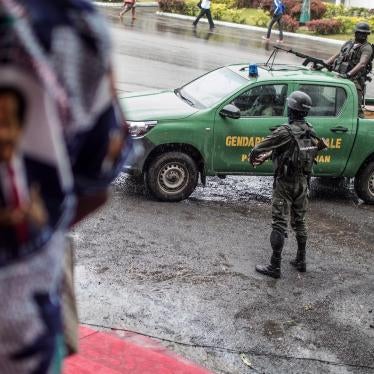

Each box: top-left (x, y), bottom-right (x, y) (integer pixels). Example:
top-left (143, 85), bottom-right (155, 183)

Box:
top-left (156, 11), bottom-right (344, 46)
top-left (93, 1), bottom-right (344, 46)
top-left (64, 326), bottom-right (212, 374)
top-left (95, 1), bottom-right (159, 8)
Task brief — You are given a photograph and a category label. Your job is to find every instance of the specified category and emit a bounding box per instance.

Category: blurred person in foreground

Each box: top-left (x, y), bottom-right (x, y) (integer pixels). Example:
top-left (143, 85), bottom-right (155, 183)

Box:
top-left (0, 86), bottom-right (49, 247)
top-left (0, 0), bottom-right (129, 372)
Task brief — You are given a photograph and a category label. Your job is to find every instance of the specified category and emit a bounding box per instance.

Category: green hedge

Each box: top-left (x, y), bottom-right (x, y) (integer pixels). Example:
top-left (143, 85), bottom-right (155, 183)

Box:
top-left (332, 16), bottom-right (374, 34)
top-left (160, 0), bottom-right (247, 24)
top-left (324, 3), bottom-right (374, 18)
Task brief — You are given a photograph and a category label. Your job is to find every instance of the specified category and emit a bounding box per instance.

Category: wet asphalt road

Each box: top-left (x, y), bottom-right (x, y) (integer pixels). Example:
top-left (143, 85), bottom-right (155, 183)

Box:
top-left (72, 8), bottom-right (374, 374)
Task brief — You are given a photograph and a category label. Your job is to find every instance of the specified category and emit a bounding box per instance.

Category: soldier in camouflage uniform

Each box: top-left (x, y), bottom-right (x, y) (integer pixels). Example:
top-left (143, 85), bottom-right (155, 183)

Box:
top-left (249, 91), bottom-right (326, 279)
top-left (326, 22), bottom-right (373, 116)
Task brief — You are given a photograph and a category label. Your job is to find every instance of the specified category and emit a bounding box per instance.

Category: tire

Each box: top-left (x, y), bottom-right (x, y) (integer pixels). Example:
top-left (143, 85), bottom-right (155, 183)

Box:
top-left (145, 152), bottom-right (198, 202)
top-left (354, 161), bottom-right (374, 204)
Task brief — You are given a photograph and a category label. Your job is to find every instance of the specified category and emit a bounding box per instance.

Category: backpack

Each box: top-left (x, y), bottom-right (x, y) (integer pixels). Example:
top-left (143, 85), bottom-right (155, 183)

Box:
top-left (279, 124), bottom-right (318, 177)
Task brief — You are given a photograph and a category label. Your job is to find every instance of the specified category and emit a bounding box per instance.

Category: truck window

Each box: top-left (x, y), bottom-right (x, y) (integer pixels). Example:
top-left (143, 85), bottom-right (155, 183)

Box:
top-left (299, 85), bottom-right (347, 117)
top-left (231, 84), bottom-right (287, 117)
top-left (180, 67), bottom-right (247, 108)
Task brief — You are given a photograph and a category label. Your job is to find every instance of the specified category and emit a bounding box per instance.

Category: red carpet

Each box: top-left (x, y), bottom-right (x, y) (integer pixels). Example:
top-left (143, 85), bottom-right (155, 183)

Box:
top-left (63, 326), bottom-right (212, 373)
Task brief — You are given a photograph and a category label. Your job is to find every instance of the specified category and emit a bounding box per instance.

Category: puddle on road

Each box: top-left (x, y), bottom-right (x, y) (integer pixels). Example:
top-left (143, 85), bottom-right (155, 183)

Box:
top-left (113, 173), bottom-right (357, 206)
top-left (263, 320), bottom-right (284, 338)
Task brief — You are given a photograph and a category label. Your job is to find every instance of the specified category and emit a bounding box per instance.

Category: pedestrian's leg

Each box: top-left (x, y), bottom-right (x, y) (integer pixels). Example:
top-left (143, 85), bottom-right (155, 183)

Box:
top-left (119, 2), bottom-right (127, 17)
top-left (276, 15), bottom-right (284, 41)
top-left (131, 5), bottom-right (136, 20)
top-left (255, 179), bottom-right (290, 278)
top-left (290, 179), bottom-right (308, 272)
top-left (193, 9), bottom-right (205, 26)
top-left (121, 3), bottom-right (132, 16)
top-left (265, 16), bottom-right (277, 39)
top-left (206, 9), bottom-right (215, 29)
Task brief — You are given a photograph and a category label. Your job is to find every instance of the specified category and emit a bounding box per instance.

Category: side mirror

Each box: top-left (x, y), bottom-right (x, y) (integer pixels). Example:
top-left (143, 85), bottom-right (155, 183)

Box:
top-left (219, 104), bottom-right (240, 119)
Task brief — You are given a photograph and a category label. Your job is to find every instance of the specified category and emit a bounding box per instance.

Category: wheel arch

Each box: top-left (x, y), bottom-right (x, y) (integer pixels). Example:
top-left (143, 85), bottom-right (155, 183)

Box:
top-left (143, 143), bottom-right (205, 174)
top-left (355, 152), bottom-right (374, 177)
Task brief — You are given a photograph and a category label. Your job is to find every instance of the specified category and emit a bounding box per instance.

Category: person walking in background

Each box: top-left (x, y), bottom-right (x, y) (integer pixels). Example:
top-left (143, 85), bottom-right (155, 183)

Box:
top-left (262, 0), bottom-right (285, 43)
top-left (193, 0), bottom-right (215, 31)
top-left (120, 0), bottom-right (136, 20)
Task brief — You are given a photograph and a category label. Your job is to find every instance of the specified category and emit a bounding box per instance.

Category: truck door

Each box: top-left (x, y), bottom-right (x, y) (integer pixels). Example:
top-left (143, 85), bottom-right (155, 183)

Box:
top-left (213, 83), bottom-right (289, 173)
top-left (296, 83), bottom-right (356, 175)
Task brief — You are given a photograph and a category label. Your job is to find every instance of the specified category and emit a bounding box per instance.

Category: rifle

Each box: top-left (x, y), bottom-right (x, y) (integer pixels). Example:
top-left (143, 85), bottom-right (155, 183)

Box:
top-left (274, 46), bottom-right (332, 71)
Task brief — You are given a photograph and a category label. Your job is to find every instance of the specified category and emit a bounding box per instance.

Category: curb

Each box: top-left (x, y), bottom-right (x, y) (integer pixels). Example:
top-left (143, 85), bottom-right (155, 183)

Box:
top-left (156, 11), bottom-right (345, 46)
top-left (95, 1), bottom-right (159, 7)
top-left (94, 1), bottom-right (345, 46)
top-left (64, 326), bottom-right (212, 374)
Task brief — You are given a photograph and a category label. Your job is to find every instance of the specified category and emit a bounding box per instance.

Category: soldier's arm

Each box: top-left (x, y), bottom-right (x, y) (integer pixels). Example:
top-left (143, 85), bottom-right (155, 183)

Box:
top-left (325, 52), bottom-right (340, 66)
top-left (348, 45), bottom-right (372, 78)
top-left (249, 127), bottom-right (290, 165)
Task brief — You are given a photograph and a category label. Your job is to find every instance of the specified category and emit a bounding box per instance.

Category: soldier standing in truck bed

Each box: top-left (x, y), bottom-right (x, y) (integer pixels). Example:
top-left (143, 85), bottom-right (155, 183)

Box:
top-left (326, 22), bottom-right (373, 116)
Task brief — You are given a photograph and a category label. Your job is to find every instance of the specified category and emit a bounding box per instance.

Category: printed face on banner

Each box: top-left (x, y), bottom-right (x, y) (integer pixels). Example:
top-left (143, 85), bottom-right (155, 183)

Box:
top-left (0, 88), bottom-right (24, 162)
top-left (0, 68), bottom-right (70, 264)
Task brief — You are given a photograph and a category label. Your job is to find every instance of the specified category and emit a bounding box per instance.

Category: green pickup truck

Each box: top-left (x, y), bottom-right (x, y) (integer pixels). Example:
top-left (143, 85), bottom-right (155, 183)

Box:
top-left (121, 63), bottom-right (374, 204)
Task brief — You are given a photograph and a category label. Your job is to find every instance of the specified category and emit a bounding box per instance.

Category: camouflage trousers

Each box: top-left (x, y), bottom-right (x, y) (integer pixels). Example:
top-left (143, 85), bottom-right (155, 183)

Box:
top-left (271, 176), bottom-right (308, 241)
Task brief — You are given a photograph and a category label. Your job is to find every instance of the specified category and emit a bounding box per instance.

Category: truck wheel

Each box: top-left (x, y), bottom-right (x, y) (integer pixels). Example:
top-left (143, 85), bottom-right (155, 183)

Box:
top-left (146, 152), bottom-right (198, 202)
top-left (354, 161), bottom-right (374, 204)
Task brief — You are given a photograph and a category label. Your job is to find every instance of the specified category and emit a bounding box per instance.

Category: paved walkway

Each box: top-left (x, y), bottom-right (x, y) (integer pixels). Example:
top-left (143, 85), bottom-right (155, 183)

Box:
top-left (64, 326), bottom-right (212, 373)
top-left (94, 1), bottom-right (344, 46)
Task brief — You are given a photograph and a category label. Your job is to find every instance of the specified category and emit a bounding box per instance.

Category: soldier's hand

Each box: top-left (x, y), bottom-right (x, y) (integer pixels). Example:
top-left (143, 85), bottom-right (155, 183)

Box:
top-left (312, 63), bottom-right (324, 71)
top-left (249, 151), bottom-right (271, 167)
top-left (249, 151), bottom-right (257, 166)
top-left (251, 158), bottom-right (262, 167)
top-left (337, 73), bottom-right (348, 79)
top-left (324, 60), bottom-right (333, 70)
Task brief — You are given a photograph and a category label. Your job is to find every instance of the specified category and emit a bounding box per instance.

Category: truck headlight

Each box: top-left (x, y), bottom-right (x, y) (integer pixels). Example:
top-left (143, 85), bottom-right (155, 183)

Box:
top-left (127, 121), bottom-right (157, 137)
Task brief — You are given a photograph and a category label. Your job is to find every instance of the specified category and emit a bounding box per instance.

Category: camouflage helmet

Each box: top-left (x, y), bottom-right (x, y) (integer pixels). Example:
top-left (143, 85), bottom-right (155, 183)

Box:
top-left (287, 91), bottom-right (312, 112)
top-left (355, 22), bottom-right (371, 34)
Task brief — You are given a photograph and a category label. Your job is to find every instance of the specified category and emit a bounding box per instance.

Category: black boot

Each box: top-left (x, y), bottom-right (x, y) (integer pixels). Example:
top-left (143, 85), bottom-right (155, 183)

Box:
top-left (290, 239), bottom-right (306, 272)
top-left (255, 230), bottom-right (284, 279)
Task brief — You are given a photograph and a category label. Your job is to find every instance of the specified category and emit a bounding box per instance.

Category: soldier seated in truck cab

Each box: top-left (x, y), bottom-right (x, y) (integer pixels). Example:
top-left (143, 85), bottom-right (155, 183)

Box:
top-left (245, 88), bottom-right (275, 116)
top-left (232, 85), bottom-right (287, 117)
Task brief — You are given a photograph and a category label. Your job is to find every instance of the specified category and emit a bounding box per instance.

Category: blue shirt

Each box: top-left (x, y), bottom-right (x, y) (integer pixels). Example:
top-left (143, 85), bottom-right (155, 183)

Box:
top-left (273, 0), bottom-right (285, 16)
